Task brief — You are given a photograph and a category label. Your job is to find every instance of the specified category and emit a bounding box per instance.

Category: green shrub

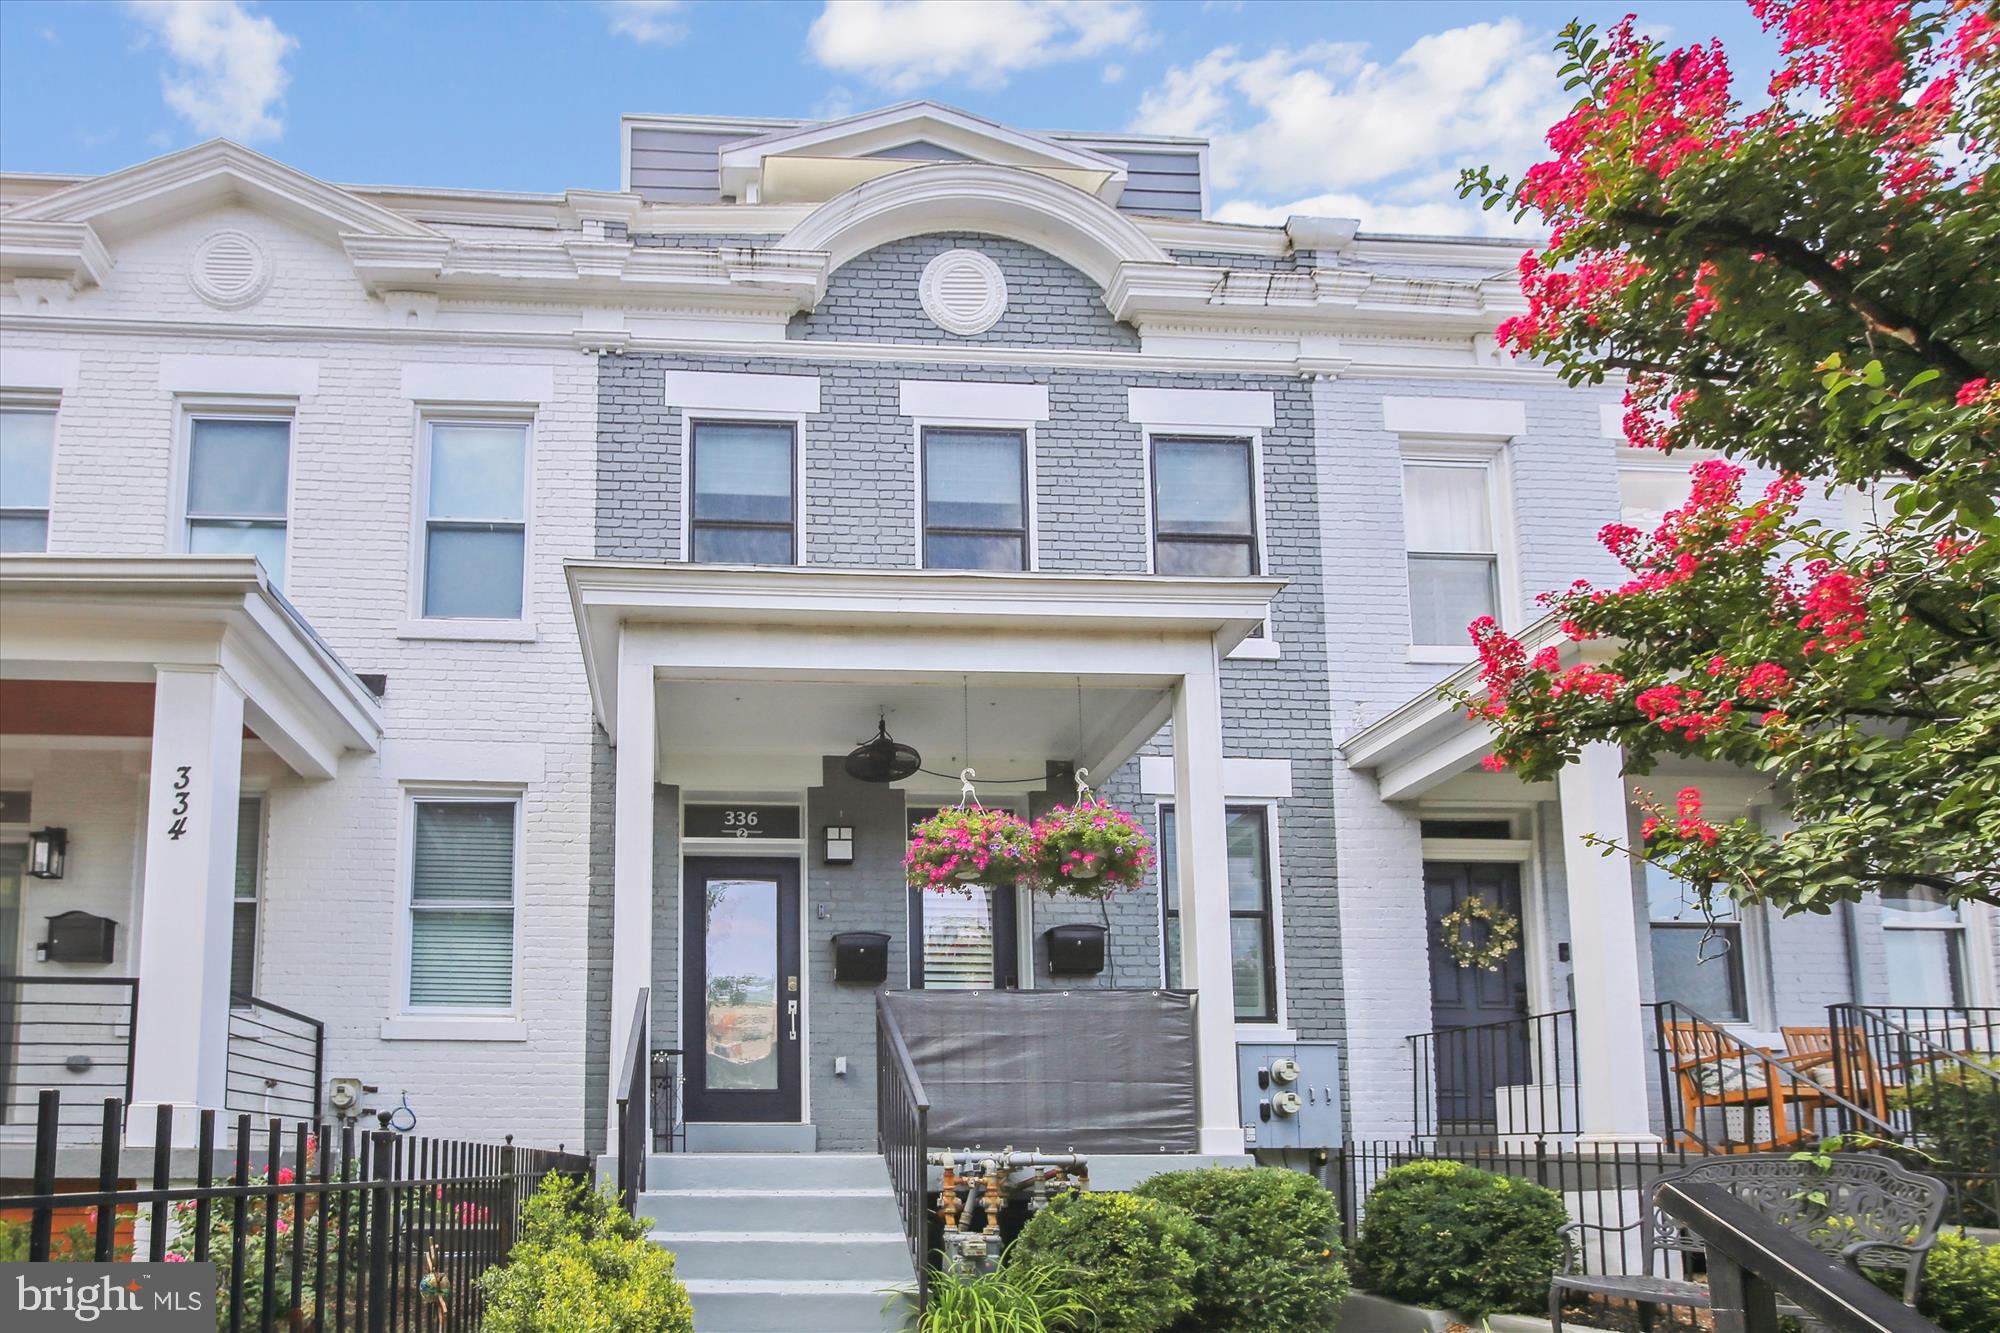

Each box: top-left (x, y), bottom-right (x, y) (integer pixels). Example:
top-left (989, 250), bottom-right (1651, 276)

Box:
top-left (1352, 1159), bottom-right (1568, 1319)
top-left (907, 1260), bottom-right (1094, 1333)
top-left (480, 1173), bottom-right (693, 1333)
top-left (1134, 1167), bottom-right (1350, 1332)
top-left (1006, 1190), bottom-right (1205, 1333)
top-left (1891, 1056), bottom-right (2000, 1225)
top-left (1866, 1232), bottom-right (2000, 1333)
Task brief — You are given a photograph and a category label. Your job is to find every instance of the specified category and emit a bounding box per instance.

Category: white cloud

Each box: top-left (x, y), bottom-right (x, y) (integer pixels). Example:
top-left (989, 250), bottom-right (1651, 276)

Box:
top-left (126, 1), bottom-right (296, 142)
top-left (1102, 63), bottom-right (1126, 85)
top-left (603, 0), bottom-right (688, 45)
top-left (1133, 20), bottom-right (1566, 236)
top-left (808, 0), bottom-right (1148, 92)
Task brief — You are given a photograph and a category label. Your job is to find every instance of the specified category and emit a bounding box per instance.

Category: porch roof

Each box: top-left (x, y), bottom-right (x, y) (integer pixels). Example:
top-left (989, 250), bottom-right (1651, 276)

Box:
top-left (0, 555), bottom-right (384, 777)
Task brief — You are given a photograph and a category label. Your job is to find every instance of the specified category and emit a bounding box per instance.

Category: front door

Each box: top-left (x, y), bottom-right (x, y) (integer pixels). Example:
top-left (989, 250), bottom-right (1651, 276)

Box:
top-left (1425, 862), bottom-right (1530, 1129)
top-left (682, 858), bottom-right (802, 1123)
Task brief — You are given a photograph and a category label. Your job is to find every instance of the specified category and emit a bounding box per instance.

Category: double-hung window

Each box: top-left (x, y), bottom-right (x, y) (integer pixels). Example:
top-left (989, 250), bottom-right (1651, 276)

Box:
top-left (1880, 887), bottom-right (1969, 1008)
top-left (1403, 461), bottom-right (1500, 646)
top-left (1151, 435), bottom-right (1259, 575)
top-left (0, 406), bottom-right (56, 552)
top-left (186, 415), bottom-right (291, 585)
top-left (422, 421), bottom-right (527, 619)
top-left (1618, 455), bottom-right (1693, 531)
top-left (407, 798), bottom-right (517, 1009)
top-left (689, 420), bottom-right (796, 564)
top-left (1160, 805), bottom-right (1278, 1021)
top-left (922, 427), bottom-right (1027, 570)
top-left (1646, 864), bottom-right (1747, 1020)
top-left (231, 796), bottom-right (263, 1000)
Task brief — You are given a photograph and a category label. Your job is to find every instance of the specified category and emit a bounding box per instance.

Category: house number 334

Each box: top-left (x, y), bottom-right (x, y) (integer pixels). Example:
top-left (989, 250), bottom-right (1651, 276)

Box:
top-left (166, 765), bottom-right (193, 840)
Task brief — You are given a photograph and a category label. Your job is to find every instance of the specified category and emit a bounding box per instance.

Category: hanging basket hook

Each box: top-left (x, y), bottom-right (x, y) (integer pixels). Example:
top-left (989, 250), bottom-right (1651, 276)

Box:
top-left (958, 767), bottom-right (980, 808)
top-left (1074, 766), bottom-right (1094, 806)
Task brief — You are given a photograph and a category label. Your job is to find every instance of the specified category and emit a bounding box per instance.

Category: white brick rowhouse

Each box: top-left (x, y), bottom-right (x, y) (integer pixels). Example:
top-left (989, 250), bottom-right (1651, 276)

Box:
top-left (2, 104), bottom-right (1992, 1179)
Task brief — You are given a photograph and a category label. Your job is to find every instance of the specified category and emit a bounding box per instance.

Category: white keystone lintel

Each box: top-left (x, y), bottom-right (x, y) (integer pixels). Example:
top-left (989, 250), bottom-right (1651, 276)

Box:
top-left (1127, 387), bottom-right (1274, 430)
top-left (899, 379), bottom-right (1049, 422)
top-left (0, 348), bottom-right (81, 392)
top-left (1139, 755), bottom-right (1293, 799)
top-left (381, 739), bottom-right (545, 786)
top-left (159, 354), bottom-right (320, 398)
top-left (402, 362), bottom-right (555, 405)
top-left (665, 369), bottom-right (820, 415)
top-left (1382, 395), bottom-right (1526, 439)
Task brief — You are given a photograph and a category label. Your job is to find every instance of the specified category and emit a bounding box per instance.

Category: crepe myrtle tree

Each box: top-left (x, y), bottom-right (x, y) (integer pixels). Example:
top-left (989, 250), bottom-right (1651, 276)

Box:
top-left (1452, 0), bottom-right (1999, 914)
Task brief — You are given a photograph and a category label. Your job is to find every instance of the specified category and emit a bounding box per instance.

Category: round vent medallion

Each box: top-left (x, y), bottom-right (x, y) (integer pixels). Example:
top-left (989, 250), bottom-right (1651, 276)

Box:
top-left (919, 248), bottom-right (1008, 336)
top-left (189, 229), bottom-right (272, 310)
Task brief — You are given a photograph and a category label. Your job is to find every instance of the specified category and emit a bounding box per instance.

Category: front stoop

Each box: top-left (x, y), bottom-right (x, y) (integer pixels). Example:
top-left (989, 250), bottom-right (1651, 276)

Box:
top-left (638, 1153), bottom-right (911, 1333)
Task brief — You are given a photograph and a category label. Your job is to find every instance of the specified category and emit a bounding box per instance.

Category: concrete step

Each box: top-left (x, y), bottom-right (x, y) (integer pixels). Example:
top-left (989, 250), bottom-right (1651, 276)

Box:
top-left (654, 1229), bottom-right (912, 1281)
top-left (647, 1151), bottom-right (890, 1191)
top-left (684, 1121), bottom-right (817, 1153)
top-left (638, 1186), bottom-right (904, 1233)
top-left (683, 1278), bottom-right (905, 1333)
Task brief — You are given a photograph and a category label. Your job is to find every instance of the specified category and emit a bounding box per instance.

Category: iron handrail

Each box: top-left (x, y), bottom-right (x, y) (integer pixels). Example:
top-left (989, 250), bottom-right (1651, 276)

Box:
top-left (614, 988), bottom-right (650, 1214)
top-left (1831, 1005), bottom-right (2000, 1084)
top-left (0, 974), bottom-right (140, 1125)
top-left (225, 992), bottom-right (325, 1121)
top-left (1407, 1007), bottom-right (1579, 1140)
top-left (877, 991), bottom-right (931, 1315)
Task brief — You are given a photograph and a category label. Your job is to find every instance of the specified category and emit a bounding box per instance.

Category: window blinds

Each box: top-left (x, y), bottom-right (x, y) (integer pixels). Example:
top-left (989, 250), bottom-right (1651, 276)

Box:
top-left (922, 886), bottom-right (996, 989)
top-left (409, 801), bottom-right (515, 1007)
top-left (230, 796), bottom-right (261, 997)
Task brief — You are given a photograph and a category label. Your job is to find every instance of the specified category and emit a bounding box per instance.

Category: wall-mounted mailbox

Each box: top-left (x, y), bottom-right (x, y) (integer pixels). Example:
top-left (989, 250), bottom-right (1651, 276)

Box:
top-left (40, 911), bottom-right (116, 964)
top-left (831, 930), bottom-right (890, 985)
top-left (1044, 923), bottom-right (1107, 976)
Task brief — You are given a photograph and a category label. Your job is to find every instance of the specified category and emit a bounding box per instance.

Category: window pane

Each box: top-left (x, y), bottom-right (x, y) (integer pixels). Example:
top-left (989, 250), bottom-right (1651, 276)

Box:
top-left (1226, 809), bottom-right (1268, 912)
top-left (1155, 438), bottom-right (1253, 537)
top-left (231, 901), bottom-right (258, 998)
top-left (1883, 929), bottom-right (1963, 1007)
top-left (1231, 916), bottom-right (1270, 1018)
top-left (234, 798), bottom-right (262, 899)
top-left (189, 520), bottom-right (287, 586)
top-left (693, 423), bottom-right (792, 524)
top-left (922, 886), bottom-right (996, 989)
top-left (428, 424), bottom-right (525, 521)
top-left (1408, 555), bottom-right (1497, 645)
top-left (0, 410), bottom-right (55, 510)
top-left (410, 911), bottom-right (513, 1006)
top-left (1160, 808), bottom-right (1178, 912)
top-left (1165, 917), bottom-right (1181, 989)
top-left (1880, 886), bottom-right (1959, 925)
top-left (926, 532), bottom-right (1022, 571)
top-left (412, 802), bottom-right (515, 903)
top-left (1404, 463), bottom-right (1492, 552)
top-left (1646, 864), bottom-right (1740, 923)
top-left (1619, 467), bottom-right (1689, 530)
top-left (188, 419), bottom-right (289, 517)
top-left (926, 430), bottom-right (1023, 530)
top-left (1651, 924), bottom-right (1745, 1019)
top-left (1156, 539), bottom-right (1254, 576)
top-left (424, 526), bottom-right (524, 619)
top-left (704, 879), bottom-right (780, 1088)
top-left (692, 524), bottom-right (793, 565)
top-left (0, 515), bottom-right (48, 553)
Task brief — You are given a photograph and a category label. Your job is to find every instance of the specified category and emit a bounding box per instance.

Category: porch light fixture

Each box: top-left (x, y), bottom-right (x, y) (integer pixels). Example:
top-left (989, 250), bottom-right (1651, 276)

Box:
top-left (823, 825), bottom-right (855, 865)
top-left (843, 714), bottom-right (921, 784)
top-left (27, 827), bottom-right (66, 880)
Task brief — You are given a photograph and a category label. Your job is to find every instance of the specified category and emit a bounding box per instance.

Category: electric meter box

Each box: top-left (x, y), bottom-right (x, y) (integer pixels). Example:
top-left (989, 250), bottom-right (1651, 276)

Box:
top-left (1236, 1040), bottom-right (1342, 1150)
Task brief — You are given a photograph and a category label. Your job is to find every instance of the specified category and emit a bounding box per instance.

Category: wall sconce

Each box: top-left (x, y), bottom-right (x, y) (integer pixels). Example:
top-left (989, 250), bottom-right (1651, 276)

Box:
top-left (28, 827), bottom-right (67, 880)
top-left (823, 825), bottom-right (854, 865)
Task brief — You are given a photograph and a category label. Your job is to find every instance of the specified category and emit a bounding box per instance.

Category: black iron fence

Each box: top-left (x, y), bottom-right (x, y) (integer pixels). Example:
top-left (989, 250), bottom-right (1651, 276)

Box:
top-left (876, 991), bottom-right (931, 1314)
top-left (0, 1089), bottom-right (589, 1332)
top-left (226, 993), bottom-right (325, 1121)
top-left (650, 1047), bottom-right (683, 1153)
top-left (0, 976), bottom-right (138, 1132)
top-left (1408, 1008), bottom-right (1579, 1141)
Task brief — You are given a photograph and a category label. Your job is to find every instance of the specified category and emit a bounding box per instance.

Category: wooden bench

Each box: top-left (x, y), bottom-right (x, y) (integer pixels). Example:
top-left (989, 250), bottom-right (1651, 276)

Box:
top-left (1548, 1152), bottom-right (1944, 1331)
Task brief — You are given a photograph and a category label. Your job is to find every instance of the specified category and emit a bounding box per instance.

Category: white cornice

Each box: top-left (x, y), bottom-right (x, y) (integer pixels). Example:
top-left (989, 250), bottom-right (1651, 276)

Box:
top-left (0, 220), bottom-right (113, 289)
top-left (1137, 215), bottom-right (1292, 256)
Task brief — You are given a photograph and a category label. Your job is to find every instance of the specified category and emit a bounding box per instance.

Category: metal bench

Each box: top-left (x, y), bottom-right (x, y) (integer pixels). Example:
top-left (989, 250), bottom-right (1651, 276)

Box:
top-left (1549, 1152), bottom-right (1945, 1331)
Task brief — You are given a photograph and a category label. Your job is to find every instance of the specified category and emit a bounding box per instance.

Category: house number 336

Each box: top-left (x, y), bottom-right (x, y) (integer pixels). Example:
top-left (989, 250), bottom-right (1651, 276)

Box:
top-left (166, 765), bottom-right (193, 840)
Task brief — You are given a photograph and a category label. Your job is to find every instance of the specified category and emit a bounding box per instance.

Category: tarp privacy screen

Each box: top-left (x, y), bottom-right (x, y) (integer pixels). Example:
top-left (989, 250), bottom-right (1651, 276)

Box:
top-left (882, 989), bottom-right (1198, 1153)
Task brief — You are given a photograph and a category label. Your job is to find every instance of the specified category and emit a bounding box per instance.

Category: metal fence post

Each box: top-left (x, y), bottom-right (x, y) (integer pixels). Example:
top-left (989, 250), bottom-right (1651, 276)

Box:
top-left (499, 1134), bottom-right (517, 1256)
top-left (367, 1131), bottom-right (393, 1333)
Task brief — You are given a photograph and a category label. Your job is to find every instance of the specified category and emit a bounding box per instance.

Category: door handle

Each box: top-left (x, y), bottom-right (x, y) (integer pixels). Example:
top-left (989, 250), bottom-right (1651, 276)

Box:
top-left (787, 999), bottom-right (799, 1041)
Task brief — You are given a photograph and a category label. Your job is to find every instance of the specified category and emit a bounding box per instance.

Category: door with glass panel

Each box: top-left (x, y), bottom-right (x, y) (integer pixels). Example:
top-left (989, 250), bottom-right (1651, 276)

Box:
top-left (682, 859), bottom-right (802, 1121)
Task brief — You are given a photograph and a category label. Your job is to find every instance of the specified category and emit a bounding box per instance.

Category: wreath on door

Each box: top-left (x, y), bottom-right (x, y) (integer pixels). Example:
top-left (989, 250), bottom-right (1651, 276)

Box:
top-left (1438, 895), bottom-right (1522, 972)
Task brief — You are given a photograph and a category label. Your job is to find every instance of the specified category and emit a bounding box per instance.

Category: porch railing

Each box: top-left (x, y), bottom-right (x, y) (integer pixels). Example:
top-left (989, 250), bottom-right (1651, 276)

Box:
top-left (613, 988), bottom-right (649, 1215)
top-left (650, 1047), bottom-right (684, 1154)
top-left (226, 992), bottom-right (325, 1121)
top-left (0, 975), bottom-right (138, 1132)
top-left (876, 991), bottom-right (930, 1314)
top-left (1408, 1008), bottom-right (1579, 1142)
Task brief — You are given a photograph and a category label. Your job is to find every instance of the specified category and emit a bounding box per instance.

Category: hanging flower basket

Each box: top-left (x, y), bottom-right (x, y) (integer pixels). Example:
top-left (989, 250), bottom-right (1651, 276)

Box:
top-left (905, 806), bottom-right (1035, 891)
top-left (1438, 894), bottom-right (1522, 972)
top-left (1027, 801), bottom-right (1155, 899)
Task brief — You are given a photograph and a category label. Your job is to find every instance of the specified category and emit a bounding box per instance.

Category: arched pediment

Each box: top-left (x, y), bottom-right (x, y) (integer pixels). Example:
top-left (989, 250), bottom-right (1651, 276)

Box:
top-left (778, 163), bottom-right (1169, 291)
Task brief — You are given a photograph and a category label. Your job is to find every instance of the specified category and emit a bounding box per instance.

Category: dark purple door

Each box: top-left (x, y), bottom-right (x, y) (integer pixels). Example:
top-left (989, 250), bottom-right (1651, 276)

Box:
top-left (1425, 862), bottom-right (1530, 1130)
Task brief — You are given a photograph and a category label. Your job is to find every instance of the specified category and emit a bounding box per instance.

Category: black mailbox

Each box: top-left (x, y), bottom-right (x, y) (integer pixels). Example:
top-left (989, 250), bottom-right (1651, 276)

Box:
top-left (41, 911), bottom-right (116, 964)
top-left (1044, 923), bottom-right (1106, 976)
top-left (831, 930), bottom-right (890, 985)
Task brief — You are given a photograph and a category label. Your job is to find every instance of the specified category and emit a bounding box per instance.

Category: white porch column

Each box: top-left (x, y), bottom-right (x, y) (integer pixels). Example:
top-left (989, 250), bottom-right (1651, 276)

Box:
top-left (130, 665), bottom-right (245, 1143)
top-left (1556, 742), bottom-right (1659, 1144)
top-left (607, 632), bottom-right (656, 1143)
top-left (1171, 656), bottom-right (1245, 1156)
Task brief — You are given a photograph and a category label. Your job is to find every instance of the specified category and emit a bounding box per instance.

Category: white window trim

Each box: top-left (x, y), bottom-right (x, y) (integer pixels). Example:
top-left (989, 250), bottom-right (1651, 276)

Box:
top-left (395, 785), bottom-right (524, 1018)
top-left (0, 395), bottom-right (62, 552)
top-left (1141, 424), bottom-right (1278, 656)
top-left (1398, 439), bottom-right (1519, 649)
top-left (1155, 797), bottom-right (1288, 1029)
top-left (171, 399), bottom-right (297, 574)
top-left (1416, 802), bottom-right (1558, 1021)
top-left (1878, 889), bottom-right (1977, 1008)
top-left (904, 793), bottom-right (1026, 991)
top-left (912, 419), bottom-right (1040, 572)
top-left (406, 410), bottom-right (535, 634)
top-left (678, 409), bottom-right (809, 564)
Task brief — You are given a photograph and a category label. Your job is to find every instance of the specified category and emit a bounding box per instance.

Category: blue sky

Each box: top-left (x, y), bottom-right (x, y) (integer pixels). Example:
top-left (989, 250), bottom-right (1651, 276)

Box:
top-left (0, 1), bottom-right (1778, 234)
